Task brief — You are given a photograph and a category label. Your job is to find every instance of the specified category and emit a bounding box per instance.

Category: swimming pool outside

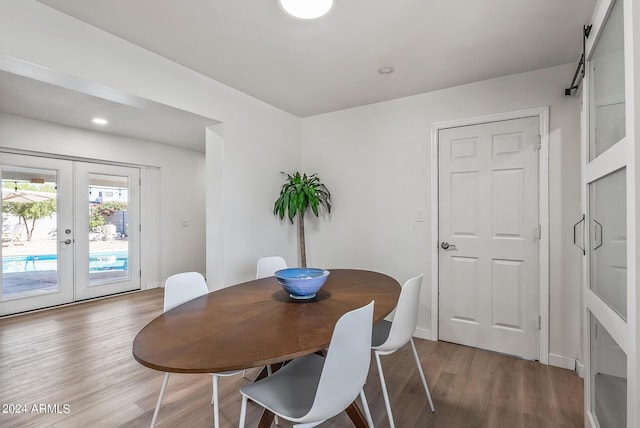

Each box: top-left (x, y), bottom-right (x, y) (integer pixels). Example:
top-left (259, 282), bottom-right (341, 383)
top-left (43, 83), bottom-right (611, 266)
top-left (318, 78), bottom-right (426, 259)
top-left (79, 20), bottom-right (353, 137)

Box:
top-left (2, 251), bottom-right (129, 273)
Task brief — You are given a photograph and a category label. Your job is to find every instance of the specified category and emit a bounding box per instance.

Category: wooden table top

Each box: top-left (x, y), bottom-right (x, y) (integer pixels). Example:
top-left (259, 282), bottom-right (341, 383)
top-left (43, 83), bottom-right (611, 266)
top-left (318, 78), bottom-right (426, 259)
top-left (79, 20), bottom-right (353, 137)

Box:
top-left (132, 269), bottom-right (401, 373)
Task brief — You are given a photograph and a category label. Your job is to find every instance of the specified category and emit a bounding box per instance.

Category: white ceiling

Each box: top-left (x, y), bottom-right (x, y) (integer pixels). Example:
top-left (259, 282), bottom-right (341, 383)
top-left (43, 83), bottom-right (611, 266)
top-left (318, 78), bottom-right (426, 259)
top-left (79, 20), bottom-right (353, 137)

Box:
top-left (0, 61), bottom-right (217, 152)
top-left (36, 0), bottom-right (596, 117)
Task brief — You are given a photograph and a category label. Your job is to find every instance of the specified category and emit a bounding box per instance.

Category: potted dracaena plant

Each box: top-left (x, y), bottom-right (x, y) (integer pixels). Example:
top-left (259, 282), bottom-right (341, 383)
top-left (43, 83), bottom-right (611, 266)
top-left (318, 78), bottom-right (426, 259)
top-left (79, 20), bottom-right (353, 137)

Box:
top-left (273, 172), bottom-right (331, 267)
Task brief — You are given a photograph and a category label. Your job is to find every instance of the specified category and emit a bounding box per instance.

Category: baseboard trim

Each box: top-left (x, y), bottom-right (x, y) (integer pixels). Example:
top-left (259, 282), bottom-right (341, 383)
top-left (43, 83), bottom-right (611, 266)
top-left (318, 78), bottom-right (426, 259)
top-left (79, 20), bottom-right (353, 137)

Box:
top-left (145, 281), bottom-right (162, 289)
top-left (548, 353), bottom-right (576, 370)
top-left (406, 330), bottom-right (581, 372)
top-left (414, 327), bottom-right (435, 341)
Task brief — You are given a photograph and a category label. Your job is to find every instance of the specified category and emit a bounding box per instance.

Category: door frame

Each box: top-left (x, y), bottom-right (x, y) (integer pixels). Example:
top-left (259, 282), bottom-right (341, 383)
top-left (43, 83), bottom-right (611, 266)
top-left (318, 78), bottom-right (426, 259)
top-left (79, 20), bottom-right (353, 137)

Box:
top-left (0, 148), bottom-right (160, 303)
top-left (429, 106), bottom-right (550, 365)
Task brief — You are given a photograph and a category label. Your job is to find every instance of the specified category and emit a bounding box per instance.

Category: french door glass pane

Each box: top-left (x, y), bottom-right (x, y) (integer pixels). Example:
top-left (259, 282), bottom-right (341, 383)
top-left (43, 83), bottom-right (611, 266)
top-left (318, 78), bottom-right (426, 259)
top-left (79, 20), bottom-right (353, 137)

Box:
top-left (590, 313), bottom-right (626, 427)
top-left (2, 166), bottom-right (58, 299)
top-left (88, 173), bottom-right (129, 285)
top-left (589, 0), bottom-right (625, 161)
top-left (589, 167), bottom-right (626, 319)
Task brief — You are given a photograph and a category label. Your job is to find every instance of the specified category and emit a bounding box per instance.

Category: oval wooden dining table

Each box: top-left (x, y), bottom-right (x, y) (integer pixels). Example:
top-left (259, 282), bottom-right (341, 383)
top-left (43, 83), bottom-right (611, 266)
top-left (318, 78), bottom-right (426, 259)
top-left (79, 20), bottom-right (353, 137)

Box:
top-left (133, 268), bottom-right (401, 427)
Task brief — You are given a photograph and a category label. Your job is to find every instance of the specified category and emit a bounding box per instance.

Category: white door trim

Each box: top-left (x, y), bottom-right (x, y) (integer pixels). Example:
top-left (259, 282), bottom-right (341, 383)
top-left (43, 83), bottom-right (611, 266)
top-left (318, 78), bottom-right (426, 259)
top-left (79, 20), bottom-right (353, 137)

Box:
top-left (430, 106), bottom-right (550, 364)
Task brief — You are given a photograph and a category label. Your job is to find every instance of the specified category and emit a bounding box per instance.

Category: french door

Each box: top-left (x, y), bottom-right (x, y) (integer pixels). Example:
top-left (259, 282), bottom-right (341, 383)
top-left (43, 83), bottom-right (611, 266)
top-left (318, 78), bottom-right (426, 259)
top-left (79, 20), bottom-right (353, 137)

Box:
top-left (74, 162), bottom-right (140, 300)
top-left (0, 153), bottom-right (140, 316)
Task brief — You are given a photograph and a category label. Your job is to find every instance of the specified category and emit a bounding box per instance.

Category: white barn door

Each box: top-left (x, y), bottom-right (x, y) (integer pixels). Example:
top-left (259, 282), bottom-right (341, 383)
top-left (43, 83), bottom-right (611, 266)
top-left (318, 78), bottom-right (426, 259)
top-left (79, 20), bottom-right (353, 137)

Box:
top-left (438, 117), bottom-right (540, 360)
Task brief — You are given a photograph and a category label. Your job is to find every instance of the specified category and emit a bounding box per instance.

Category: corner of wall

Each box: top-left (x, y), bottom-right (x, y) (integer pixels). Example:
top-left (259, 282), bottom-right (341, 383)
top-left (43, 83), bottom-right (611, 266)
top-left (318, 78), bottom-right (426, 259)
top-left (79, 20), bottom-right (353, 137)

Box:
top-left (414, 327), bottom-right (435, 341)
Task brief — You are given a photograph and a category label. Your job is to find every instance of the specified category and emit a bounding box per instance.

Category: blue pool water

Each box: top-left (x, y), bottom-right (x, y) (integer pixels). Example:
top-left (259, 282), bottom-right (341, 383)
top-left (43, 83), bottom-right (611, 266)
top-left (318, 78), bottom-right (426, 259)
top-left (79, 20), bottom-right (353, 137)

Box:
top-left (2, 252), bottom-right (128, 273)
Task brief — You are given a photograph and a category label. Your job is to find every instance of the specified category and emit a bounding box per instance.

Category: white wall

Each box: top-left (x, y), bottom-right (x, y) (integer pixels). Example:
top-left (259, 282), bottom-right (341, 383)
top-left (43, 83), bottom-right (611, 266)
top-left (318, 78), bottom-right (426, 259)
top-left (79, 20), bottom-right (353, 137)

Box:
top-left (0, 112), bottom-right (206, 283)
top-left (301, 64), bottom-right (583, 363)
top-left (1, 0), bottom-right (584, 363)
top-left (0, 0), bottom-right (301, 289)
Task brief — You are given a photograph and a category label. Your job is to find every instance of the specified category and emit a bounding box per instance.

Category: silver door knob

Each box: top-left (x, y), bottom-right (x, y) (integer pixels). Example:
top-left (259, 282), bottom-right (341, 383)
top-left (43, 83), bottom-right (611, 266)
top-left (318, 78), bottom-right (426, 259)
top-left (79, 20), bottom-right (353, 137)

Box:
top-left (60, 239), bottom-right (72, 245)
top-left (441, 241), bottom-right (457, 250)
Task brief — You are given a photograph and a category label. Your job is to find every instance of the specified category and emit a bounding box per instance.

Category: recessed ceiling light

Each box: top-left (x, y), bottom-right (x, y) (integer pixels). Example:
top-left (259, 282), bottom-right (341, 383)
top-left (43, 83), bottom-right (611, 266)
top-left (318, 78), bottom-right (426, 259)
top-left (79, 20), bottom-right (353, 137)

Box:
top-left (279, 0), bottom-right (333, 19)
top-left (378, 67), bottom-right (395, 75)
top-left (92, 118), bottom-right (108, 125)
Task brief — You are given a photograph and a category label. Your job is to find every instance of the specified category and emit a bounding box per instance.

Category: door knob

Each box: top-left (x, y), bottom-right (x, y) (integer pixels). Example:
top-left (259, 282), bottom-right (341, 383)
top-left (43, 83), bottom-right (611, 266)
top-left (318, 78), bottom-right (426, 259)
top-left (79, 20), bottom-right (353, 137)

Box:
top-left (441, 241), bottom-right (457, 250)
top-left (60, 239), bottom-right (72, 245)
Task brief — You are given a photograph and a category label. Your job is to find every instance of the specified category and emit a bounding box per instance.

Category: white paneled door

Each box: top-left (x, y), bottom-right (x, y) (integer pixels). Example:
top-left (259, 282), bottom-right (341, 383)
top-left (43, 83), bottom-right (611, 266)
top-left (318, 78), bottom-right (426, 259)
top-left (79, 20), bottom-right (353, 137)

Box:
top-left (438, 117), bottom-right (540, 360)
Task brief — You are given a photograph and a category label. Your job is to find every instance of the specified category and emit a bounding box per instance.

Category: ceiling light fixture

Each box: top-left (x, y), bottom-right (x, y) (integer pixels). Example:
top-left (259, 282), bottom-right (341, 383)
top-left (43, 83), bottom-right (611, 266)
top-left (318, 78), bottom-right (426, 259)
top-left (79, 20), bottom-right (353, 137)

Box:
top-left (92, 118), bottom-right (108, 125)
top-left (278, 0), bottom-right (333, 19)
top-left (378, 67), bottom-right (395, 75)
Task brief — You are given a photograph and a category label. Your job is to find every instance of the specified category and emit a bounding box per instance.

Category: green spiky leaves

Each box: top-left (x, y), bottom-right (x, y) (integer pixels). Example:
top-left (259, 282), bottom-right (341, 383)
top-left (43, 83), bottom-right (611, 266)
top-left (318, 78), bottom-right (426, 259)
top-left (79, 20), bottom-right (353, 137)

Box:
top-left (273, 172), bottom-right (331, 223)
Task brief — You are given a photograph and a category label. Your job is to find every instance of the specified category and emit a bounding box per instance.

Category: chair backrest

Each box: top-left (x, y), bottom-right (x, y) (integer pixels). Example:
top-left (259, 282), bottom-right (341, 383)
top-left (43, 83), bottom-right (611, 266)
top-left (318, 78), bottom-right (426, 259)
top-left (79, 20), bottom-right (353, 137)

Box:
top-left (377, 274), bottom-right (423, 352)
top-left (163, 272), bottom-right (209, 313)
top-left (10, 223), bottom-right (23, 236)
top-left (103, 224), bottom-right (117, 237)
top-left (5, 224), bottom-right (24, 241)
top-left (302, 301), bottom-right (374, 423)
top-left (256, 256), bottom-right (287, 279)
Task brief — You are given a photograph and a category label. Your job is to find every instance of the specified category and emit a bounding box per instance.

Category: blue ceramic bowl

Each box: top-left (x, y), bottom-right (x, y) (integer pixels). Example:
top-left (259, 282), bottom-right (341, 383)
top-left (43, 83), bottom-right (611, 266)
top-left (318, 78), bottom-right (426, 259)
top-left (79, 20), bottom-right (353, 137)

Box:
top-left (274, 268), bottom-right (330, 300)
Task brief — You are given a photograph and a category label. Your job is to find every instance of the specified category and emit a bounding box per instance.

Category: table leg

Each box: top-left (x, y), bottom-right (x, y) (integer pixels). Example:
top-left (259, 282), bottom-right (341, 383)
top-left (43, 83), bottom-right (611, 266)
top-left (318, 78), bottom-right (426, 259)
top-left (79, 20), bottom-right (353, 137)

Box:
top-left (254, 366), bottom-right (269, 382)
top-left (254, 362), bottom-right (284, 382)
top-left (257, 410), bottom-right (275, 428)
top-left (345, 400), bottom-right (368, 428)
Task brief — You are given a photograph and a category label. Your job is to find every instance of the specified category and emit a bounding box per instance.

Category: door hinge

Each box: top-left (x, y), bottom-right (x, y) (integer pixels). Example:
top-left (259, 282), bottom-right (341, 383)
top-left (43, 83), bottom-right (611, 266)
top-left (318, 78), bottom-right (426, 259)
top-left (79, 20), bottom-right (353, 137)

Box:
top-left (537, 315), bottom-right (541, 330)
top-left (536, 135), bottom-right (542, 151)
top-left (139, 224), bottom-right (142, 232)
top-left (140, 270), bottom-right (142, 278)
top-left (536, 224), bottom-right (542, 240)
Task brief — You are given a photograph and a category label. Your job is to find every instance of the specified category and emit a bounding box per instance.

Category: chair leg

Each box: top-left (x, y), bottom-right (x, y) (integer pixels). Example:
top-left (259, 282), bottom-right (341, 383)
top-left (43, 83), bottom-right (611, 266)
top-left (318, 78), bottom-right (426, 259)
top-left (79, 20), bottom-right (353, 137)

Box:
top-left (211, 375), bottom-right (215, 405)
top-left (410, 338), bottom-right (435, 412)
top-left (212, 375), bottom-right (220, 428)
top-left (239, 395), bottom-right (248, 428)
top-left (360, 388), bottom-right (374, 427)
top-left (374, 351), bottom-right (395, 428)
top-left (150, 372), bottom-right (170, 428)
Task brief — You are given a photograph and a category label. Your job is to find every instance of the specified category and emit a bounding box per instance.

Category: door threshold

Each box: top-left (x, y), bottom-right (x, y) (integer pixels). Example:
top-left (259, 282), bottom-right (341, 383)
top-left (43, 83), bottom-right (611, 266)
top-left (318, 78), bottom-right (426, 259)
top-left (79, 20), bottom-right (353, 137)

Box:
top-left (0, 288), bottom-right (142, 319)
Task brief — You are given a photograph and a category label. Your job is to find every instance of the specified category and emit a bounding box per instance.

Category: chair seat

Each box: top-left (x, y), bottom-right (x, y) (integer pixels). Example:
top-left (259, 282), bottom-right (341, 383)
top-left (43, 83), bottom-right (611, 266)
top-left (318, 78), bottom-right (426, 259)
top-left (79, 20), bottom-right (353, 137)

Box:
top-left (372, 319), bottom-right (393, 348)
top-left (240, 354), bottom-right (324, 419)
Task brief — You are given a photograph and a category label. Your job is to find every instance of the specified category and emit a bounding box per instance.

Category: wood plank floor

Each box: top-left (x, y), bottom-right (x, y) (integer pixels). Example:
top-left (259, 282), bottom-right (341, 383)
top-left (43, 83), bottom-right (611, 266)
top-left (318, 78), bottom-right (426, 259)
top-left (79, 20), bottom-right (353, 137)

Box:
top-left (0, 289), bottom-right (583, 427)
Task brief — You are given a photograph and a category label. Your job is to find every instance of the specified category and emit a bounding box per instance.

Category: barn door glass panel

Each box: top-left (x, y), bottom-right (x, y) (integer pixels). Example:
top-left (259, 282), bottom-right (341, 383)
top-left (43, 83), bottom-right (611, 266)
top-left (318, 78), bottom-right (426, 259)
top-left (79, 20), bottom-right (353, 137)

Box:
top-left (589, 0), bottom-right (625, 161)
top-left (589, 167), bottom-right (626, 320)
top-left (590, 313), bottom-right (626, 427)
top-left (88, 173), bottom-right (129, 285)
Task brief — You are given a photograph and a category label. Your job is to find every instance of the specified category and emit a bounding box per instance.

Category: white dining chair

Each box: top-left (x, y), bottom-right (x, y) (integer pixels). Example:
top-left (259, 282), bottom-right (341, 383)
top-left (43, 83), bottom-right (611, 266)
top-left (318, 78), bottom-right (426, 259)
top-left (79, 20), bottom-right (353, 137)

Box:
top-left (238, 301), bottom-right (375, 428)
top-left (256, 256), bottom-right (287, 279)
top-left (372, 274), bottom-right (435, 428)
top-left (150, 272), bottom-right (244, 428)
